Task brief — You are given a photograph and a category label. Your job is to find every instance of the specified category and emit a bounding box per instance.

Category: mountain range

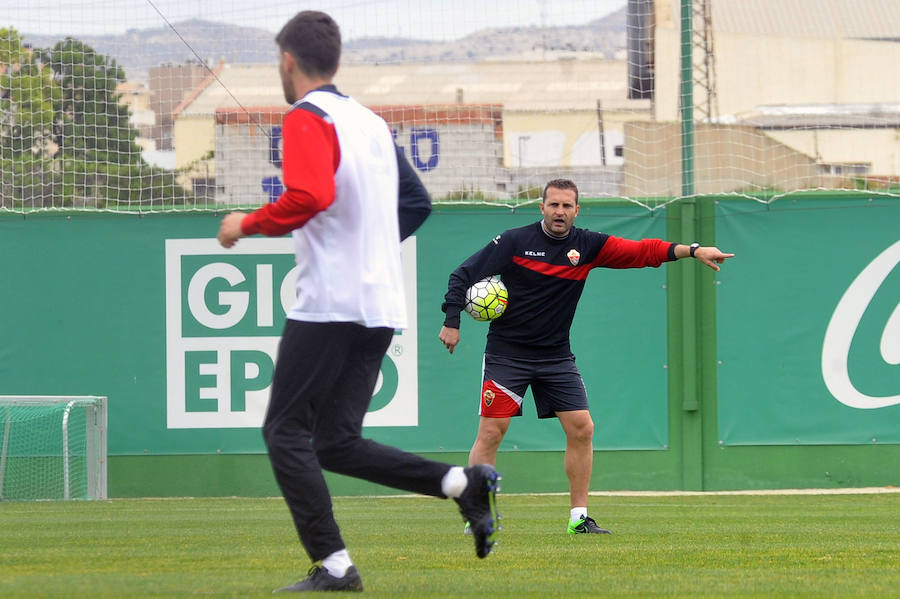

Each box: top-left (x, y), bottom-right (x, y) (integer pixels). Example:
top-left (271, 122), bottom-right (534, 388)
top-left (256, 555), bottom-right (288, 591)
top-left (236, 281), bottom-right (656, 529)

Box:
top-left (20, 8), bottom-right (626, 83)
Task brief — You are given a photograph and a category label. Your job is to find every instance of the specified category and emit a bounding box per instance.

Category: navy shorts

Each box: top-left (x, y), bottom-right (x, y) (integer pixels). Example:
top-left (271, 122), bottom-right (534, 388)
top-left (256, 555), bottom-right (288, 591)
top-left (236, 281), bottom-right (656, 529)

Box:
top-left (480, 353), bottom-right (589, 419)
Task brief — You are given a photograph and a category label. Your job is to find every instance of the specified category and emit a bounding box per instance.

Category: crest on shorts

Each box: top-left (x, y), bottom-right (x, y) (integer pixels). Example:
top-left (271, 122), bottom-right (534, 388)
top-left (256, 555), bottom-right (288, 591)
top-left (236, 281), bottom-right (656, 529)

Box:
top-left (482, 389), bottom-right (495, 407)
top-left (567, 249), bottom-right (581, 265)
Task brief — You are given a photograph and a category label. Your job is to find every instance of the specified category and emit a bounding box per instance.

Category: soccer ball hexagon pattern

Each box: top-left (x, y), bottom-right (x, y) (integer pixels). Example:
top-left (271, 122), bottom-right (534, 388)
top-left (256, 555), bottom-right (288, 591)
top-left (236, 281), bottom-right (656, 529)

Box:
top-left (464, 276), bottom-right (509, 322)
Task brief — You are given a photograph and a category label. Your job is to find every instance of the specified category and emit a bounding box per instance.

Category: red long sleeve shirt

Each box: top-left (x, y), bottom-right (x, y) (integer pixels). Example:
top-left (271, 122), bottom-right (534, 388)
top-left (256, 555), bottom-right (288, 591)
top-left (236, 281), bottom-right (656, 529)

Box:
top-left (241, 107), bottom-right (341, 237)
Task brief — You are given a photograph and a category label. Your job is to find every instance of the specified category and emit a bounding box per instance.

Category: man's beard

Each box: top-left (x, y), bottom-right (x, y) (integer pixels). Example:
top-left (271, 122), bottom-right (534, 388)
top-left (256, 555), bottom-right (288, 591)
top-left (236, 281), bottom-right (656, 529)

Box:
top-left (282, 79), bottom-right (296, 105)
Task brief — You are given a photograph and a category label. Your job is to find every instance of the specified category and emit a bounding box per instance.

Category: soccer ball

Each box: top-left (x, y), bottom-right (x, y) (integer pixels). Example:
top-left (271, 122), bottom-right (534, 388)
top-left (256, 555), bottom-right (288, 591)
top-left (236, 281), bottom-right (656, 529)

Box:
top-left (464, 276), bottom-right (509, 322)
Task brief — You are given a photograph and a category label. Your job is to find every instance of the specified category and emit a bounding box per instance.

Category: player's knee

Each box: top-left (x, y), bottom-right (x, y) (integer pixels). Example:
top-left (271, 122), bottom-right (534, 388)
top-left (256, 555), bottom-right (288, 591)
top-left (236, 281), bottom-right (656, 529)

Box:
top-left (315, 435), bottom-right (363, 471)
top-left (315, 446), bottom-right (342, 471)
top-left (262, 418), bottom-right (302, 453)
top-left (477, 424), bottom-right (507, 449)
top-left (261, 419), bottom-right (282, 450)
top-left (261, 421), bottom-right (323, 474)
top-left (567, 419), bottom-right (594, 443)
top-left (580, 421), bottom-right (595, 442)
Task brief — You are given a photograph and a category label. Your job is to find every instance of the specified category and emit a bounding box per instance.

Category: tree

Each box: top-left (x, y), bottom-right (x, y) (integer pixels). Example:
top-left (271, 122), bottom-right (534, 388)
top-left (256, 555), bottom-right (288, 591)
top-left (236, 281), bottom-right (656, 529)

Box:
top-left (44, 38), bottom-right (190, 207)
top-left (1, 27), bottom-right (59, 156)
top-left (44, 38), bottom-right (142, 164)
top-left (1, 32), bottom-right (192, 209)
top-left (1, 27), bottom-right (61, 206)
top-left (42, 38), bottom-right (191, 208)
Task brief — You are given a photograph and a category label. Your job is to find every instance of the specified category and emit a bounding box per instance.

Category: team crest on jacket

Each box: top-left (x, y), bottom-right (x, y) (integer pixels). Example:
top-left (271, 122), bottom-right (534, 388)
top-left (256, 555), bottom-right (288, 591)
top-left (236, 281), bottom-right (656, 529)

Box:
top-left (483, 389), bottom-right (495, 407)
top-left (567, 249), bottom-right (581, 265)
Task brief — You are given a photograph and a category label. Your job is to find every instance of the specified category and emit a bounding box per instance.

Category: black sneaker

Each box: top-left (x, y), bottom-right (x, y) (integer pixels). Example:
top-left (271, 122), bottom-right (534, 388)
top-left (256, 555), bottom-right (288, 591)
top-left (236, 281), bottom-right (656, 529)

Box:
top-left (567, 515), bottom-right (612, 535)
top-left (274, 565), bottom-right (363, 592)
top-left (453, 464), bottom-right (501, 558)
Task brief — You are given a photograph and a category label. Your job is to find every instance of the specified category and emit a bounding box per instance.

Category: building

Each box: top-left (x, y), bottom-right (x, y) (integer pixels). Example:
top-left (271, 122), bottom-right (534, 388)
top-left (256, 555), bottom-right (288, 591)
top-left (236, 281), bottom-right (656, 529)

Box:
top-left (148, 61), bottom-right (211, 151)
top-left (116, 81), bottom-right (154, 150)
top-left (168, 0), bottom-right (900, 201)
top-left (636, 0), bottom-right (900, 194)
top-left (172, 59), bottom-right (645, 203)
top-left (213, 104), bottom-right (504, 205)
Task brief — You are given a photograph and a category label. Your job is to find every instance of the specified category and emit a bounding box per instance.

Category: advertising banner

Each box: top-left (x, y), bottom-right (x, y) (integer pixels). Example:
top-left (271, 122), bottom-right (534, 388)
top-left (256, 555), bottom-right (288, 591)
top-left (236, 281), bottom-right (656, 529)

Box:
top-left (716, 197), bottom-right (900, 444)
top-left (0, 206), bottom-right (669, 455)
top-left (164, 237), bottom-right (418, 429)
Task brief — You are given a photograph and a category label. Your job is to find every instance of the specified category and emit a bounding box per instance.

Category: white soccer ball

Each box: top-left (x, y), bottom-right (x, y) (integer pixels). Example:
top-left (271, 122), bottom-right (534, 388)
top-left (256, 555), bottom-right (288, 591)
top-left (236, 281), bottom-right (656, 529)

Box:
top-left (464, 276), bottom-right (509, 322)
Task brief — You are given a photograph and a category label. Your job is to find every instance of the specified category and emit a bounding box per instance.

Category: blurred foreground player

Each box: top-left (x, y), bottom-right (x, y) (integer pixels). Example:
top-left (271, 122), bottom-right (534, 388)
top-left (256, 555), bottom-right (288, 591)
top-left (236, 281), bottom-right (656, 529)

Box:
top-left (217, 11), bottom-right (500, 593)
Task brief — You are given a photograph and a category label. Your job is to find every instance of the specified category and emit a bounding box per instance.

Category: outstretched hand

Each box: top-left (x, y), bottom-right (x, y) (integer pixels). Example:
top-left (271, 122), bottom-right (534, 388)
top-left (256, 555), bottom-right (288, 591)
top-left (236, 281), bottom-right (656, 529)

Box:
top-left (693, 246), bottom-right (734, 271)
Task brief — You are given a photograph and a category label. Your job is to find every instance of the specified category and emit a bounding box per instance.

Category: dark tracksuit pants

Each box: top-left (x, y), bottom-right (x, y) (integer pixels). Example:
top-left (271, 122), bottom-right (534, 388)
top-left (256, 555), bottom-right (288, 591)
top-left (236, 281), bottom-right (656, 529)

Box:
top-left (262, 319), bottom-right (452, 562)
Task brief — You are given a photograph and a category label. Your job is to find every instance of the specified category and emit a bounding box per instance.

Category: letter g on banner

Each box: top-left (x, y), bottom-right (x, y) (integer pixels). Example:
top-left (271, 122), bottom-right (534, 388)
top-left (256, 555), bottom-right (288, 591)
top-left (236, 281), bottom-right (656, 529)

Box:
top-left (822, 239), bottom-right (900, 409)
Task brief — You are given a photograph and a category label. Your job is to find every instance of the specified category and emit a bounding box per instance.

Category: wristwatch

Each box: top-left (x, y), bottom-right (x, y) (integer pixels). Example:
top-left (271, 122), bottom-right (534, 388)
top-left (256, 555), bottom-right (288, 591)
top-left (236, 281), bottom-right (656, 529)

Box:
top-left (689, 242), bottom-right (700, 258)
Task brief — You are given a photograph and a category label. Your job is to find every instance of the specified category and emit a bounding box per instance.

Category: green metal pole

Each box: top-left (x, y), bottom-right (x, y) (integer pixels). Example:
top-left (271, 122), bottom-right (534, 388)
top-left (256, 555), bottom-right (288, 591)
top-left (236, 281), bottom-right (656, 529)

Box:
top-left (677, 0), bottom-right (703, 490)
top-left (675, 202), bottom-right (704, 491)
top-left (680, 200), bottom-right (698, 414)
top-left (680, 0), bottom-right (695, 197)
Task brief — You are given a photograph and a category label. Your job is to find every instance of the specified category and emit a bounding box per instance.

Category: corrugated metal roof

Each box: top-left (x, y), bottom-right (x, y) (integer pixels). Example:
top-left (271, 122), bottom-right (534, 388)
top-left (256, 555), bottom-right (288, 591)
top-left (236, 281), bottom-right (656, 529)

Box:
top-left (177, 59), bottom-right (636, 116)
top-left (711, 0), bottom-right (900, 39)
top-left (736, 103), bottom-right (900, 128)
top-left (215, 104), bottom-right (504, 138)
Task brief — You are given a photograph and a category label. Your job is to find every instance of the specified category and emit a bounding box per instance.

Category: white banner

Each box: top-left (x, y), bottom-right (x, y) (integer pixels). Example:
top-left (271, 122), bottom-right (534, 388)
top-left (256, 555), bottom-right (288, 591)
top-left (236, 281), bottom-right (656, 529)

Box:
top-left (164, 237), bottom-right (418, 429)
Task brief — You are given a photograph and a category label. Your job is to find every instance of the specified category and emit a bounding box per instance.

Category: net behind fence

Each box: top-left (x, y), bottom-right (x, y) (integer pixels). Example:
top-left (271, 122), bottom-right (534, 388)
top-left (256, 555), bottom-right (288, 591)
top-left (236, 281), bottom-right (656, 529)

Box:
top-left (2, 0), bottom-right (900, 214)
top-left (0, 396), bottom-right (107, 500)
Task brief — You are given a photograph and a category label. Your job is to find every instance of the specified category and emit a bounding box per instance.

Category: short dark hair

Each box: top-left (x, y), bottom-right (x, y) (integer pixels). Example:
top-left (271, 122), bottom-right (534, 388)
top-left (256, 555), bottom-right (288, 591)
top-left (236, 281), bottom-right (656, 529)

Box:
top-left (542, 179), bottom-right (579, 203)
top-left (276, 11), bottom-right (341, 79)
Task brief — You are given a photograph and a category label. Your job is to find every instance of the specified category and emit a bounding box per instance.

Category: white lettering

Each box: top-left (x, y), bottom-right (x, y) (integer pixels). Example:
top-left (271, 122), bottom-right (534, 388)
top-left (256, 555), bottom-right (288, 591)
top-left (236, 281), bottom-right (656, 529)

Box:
top-left (187, 263), bottom-right (249, 329)
top-left (256, 264), bottom-right (274, 327)
top-left (821, 240), bottom-right (900, 409)
top-left (882, 301), bottom-right (900, 365)
top-left (280, 265), bottom-right (299, 315)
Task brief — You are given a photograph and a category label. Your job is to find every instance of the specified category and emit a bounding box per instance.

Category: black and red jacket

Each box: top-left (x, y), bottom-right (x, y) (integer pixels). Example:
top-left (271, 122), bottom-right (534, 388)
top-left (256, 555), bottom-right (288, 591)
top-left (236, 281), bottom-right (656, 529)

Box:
top-left (442, 221), bottom-right (676, 359)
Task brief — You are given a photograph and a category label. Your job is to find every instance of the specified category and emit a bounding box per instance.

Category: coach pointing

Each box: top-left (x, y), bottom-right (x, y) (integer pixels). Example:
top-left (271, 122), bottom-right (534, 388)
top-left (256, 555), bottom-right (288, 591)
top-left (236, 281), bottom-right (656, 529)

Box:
top-left (440, 178), bottom-right (733, 534)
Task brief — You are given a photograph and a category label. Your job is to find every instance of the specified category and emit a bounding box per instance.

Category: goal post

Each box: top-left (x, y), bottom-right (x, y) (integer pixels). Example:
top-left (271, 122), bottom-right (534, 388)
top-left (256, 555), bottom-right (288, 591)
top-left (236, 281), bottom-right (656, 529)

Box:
top-left (0, 396), bottom-right (108, 500)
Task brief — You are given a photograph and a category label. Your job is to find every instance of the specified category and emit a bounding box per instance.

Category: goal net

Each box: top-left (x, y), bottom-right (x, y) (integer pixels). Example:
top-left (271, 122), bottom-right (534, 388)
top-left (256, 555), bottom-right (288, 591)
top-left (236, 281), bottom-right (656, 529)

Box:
top-left (0, 396), bottom-right (107, 500)
top-left (2, 0), bottom-right (899, 214)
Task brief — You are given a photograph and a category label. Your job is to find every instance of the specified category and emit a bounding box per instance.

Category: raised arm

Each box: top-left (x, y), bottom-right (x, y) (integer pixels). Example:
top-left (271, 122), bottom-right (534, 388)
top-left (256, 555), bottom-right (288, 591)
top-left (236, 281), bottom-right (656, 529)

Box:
top-left (594, 236), bottom-right (734, 271)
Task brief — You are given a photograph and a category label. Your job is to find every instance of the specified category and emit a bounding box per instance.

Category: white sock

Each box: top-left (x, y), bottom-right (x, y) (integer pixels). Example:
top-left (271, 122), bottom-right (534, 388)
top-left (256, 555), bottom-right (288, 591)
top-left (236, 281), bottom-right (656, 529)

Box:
top-left (570, 507), bottom-right (587, 523)
top-left (441, 466), bottom-right (468, 498)
top-left (322, 549), bottom-right (353, 578)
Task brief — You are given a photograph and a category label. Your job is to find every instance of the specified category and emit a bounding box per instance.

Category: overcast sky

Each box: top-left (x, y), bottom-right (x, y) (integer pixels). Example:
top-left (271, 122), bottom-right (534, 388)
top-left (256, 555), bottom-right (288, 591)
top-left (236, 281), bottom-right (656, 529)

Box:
top-left (1, 0), bottom-right (626, 41)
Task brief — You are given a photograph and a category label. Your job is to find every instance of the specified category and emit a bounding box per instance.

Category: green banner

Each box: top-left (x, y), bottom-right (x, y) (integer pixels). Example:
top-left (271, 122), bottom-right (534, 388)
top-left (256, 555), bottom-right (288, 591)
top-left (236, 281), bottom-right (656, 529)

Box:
top-left (0, 206), bottom-right (668, 455)
top-left (716, 196), bottom-right (900, 445)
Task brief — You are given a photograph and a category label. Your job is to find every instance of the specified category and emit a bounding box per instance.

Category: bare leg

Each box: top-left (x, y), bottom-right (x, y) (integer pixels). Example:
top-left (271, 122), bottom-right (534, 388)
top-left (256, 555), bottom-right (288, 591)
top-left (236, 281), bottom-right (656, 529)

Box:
top-left (468, 417), bottom-right (511, 466)
top-left (556, 410), bottom-right (594, 509)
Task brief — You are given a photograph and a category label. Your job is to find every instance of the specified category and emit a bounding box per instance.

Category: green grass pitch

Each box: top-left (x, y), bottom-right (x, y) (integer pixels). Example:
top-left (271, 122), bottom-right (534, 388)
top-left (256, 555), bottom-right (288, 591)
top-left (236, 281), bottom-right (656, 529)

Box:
top-left (2, 493), bottom-right (898, 598)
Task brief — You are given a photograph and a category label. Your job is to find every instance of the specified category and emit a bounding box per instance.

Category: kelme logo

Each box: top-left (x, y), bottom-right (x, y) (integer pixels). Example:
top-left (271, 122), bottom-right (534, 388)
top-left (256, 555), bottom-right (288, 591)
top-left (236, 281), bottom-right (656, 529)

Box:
top-left (164, 237), bottom-right (419, 428)
top-left (821, 240), bottom-right (900, 409)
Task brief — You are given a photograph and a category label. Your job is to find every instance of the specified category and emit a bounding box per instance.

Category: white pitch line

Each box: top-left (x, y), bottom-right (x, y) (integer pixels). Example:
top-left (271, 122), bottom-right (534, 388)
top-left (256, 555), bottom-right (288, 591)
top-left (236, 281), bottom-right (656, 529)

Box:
top-left (586, 487), bottom-right (900, 496)
top-left (331, 487), bottom-right (900, 500)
